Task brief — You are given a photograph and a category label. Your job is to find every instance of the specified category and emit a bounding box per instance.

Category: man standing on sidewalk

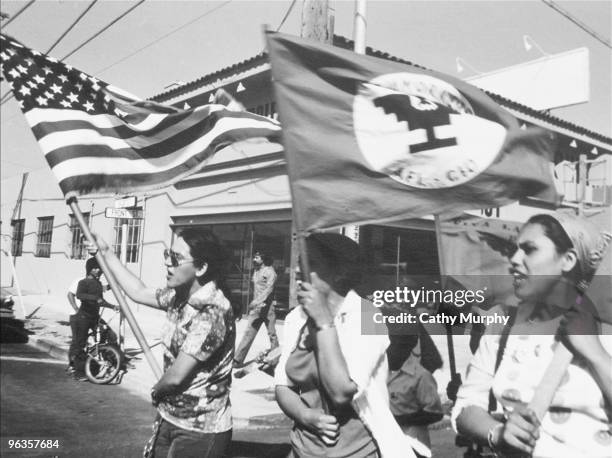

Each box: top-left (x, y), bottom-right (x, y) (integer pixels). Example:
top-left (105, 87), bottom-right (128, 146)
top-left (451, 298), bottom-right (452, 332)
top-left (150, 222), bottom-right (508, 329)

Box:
top-left (234, 252), bottom-right (278, 367)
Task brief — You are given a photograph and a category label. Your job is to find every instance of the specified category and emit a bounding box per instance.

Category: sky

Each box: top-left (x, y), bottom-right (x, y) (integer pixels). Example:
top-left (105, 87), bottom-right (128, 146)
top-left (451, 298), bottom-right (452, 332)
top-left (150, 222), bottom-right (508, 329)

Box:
top-left (1, 0), bottom-right (610, 184)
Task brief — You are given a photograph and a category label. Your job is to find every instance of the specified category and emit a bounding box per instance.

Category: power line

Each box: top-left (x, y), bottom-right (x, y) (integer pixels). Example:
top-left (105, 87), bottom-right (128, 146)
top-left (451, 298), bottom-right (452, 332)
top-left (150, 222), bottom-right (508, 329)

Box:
top-left (59, 0), bottom-right (146, 62)
top-left (93, 0), bottom-right (233, 76)
top-left (0, 0), bottom-right (145, 108)
top-left (541, 0), bottom-right (611, 49)
top-left (1, 0), bottom-right (98, 105)
top-left (276, 0), bottom-right (297, 32)
top-left (0, 0), bottom-right (36, 29)
top-left (45, 0), bottom-right (98, 55)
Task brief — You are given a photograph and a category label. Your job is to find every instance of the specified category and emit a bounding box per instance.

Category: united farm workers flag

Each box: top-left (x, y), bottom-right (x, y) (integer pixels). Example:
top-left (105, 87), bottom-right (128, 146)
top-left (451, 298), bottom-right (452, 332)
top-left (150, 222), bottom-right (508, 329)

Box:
top-left (0, 34), bottom-right (281, 196)
top-left (266, 32), bottom-right (558, 232)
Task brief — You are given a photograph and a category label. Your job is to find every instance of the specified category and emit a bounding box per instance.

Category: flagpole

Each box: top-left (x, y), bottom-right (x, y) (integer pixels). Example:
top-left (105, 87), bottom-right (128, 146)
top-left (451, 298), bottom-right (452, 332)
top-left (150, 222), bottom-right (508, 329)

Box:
top-left (434, 215), bottom-right (459, 381)
top-left (66, 195), bottom-right (163, 380)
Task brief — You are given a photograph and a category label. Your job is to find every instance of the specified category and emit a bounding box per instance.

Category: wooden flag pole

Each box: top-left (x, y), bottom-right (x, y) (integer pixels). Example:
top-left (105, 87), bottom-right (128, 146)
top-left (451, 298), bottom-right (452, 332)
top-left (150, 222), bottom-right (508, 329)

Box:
top-left (67, 195), bottom-right (163, 380)
top-left (434, 214), bottom-right (458, 377)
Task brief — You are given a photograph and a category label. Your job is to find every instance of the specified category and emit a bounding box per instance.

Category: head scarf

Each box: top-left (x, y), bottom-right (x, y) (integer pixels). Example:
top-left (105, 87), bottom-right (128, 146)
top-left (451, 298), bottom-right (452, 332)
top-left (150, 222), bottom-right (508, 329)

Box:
top-left (547, 210), bottom-right (611, 291)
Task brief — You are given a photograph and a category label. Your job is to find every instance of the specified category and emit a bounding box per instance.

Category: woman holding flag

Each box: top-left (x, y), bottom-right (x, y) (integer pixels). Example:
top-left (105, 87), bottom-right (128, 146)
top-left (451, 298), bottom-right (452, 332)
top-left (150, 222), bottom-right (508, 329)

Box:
top-left (274, 233), bottom-right (429, 458)
top-left (452, 211), bottom-right (612, 457)
top-left (88, 229), bottom-right (236, 458)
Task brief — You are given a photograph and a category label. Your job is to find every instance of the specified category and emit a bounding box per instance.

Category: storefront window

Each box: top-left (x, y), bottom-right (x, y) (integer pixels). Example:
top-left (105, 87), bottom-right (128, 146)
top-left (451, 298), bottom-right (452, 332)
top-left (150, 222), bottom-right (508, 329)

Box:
top-left (359, 224), bottom-right (440, 295)
top-left (200, 221), bottom-right (292, 315)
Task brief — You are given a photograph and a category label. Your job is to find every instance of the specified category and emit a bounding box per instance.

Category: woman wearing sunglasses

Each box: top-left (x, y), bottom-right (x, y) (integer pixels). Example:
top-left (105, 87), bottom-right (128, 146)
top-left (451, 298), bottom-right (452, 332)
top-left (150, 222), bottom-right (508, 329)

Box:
top-left (88, 229), bottom-right (236, 458)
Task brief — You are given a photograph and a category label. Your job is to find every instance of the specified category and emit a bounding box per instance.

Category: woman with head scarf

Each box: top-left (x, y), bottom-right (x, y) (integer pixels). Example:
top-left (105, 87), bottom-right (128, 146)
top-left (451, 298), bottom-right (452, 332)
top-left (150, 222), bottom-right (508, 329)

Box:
top-left (452, 211), bottom-right (611, 457)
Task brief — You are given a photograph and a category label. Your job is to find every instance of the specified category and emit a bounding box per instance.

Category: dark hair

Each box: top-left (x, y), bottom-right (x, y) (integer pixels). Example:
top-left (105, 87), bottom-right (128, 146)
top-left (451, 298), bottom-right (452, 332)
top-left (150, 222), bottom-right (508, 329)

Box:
top-left (305, 233), bottom-right (362, 296)
top-left (85, 257), bottom-right (100, 274)
top-left (525, 214), bottom-right (582, 279)
top-left (526, 214), bottom-right (573, 254)
top-left (178, 228), bottom-right (239, 318)
top-left (254, 251), bottom-right (274, 267)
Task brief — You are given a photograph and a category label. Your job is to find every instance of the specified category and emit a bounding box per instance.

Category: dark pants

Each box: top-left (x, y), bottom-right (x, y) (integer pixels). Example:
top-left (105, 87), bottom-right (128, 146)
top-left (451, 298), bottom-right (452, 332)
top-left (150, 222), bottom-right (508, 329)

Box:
top-left (234, 303), bottom-right (278, 365)
top-left (153, 419), bottom-right (231, 458)
top-left (68, 313), bottom-right (117, 374)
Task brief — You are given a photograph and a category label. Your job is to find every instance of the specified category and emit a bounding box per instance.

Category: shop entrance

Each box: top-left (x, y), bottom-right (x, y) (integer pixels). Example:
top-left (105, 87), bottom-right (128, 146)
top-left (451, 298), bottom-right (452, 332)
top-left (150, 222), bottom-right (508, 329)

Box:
top-left (197, 221), bottom-right (292, 315)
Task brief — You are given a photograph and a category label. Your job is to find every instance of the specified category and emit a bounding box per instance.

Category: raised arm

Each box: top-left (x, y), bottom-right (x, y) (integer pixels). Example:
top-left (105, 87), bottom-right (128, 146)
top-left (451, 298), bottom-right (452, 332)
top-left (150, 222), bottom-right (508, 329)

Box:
top-left (298, 273), bottom-right (357, 407)
top-left (88, 234), bottom-right (159, 308)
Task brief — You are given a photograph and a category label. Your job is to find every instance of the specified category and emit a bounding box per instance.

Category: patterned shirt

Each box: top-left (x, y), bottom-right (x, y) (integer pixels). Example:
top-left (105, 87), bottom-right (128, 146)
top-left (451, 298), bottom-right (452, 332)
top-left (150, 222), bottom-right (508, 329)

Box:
top-left (155, 281), bottom-right (235, 433)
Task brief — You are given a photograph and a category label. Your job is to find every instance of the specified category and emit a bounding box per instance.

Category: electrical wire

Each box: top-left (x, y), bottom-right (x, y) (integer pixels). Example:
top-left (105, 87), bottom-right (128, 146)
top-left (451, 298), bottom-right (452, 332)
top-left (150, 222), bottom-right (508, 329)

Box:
top-left (1, 0), bottom-right (98, 105)
top-left (0, 0), bottom-right (145, 108)
top-left (59, 0), bottom-right (146, 62)
top-left (276, 0), bottom-right (297, 32)
top-left (541, 0), bottom-right (611, 49)
top-left (0, 0), bottom-right (36, 29)
top-left (45, 0), bottom-right (98, 55)
top-left (93, 0), bottom-right (233, 76)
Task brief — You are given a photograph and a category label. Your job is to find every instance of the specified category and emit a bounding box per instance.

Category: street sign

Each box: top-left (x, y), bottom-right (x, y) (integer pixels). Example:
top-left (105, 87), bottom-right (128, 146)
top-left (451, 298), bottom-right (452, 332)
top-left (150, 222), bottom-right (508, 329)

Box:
top-left (105, 207), bottom-right (143, 219)
top-left (114, 196), bottom-right (137, 208)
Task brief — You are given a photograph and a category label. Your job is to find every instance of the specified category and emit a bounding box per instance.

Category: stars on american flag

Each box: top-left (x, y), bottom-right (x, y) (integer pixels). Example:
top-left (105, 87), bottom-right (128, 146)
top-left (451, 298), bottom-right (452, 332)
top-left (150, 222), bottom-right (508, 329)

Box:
top-left (0, 33), bottom-right (111, 115)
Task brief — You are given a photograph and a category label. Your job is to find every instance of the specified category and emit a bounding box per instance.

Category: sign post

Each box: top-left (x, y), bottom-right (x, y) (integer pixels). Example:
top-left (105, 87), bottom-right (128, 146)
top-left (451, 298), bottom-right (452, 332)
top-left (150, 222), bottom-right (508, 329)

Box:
top-left (106, 197), bottom-right (143, 351)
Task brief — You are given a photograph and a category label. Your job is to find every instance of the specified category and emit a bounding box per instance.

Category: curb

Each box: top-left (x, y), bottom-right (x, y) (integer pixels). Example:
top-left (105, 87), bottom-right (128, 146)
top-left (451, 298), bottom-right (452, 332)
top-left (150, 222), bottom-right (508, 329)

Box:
top-left (19, 330), bottom-right (286, 431)
top-left (27, 335), bottom-right (69, 362)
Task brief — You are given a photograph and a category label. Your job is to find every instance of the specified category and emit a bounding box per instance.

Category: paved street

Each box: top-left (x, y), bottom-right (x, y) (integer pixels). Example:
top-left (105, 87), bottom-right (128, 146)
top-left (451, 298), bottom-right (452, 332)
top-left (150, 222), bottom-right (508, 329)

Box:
top-left (1, 341), bottom-right (460, 457)
top-left (0, 343), bottom-right (296, 458)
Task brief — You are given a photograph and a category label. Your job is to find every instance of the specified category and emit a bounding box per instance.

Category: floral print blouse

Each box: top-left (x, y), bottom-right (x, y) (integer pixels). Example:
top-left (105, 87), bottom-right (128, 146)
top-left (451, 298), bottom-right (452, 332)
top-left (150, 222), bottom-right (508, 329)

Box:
top-left (155, 281), bottom-right (235, 433)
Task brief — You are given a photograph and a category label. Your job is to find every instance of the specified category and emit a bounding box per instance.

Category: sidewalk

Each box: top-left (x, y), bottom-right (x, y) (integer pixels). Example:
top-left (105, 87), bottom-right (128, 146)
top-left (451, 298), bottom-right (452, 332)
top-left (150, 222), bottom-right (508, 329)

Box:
top-left (15, 293), bottom-right (289, 431)
top-left (14, 292), bottom-right (461, 431)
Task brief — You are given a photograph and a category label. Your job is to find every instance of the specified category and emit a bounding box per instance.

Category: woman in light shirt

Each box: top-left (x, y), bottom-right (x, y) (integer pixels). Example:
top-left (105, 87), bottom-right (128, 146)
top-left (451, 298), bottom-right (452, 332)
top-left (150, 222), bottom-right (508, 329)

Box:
top-left (453, 212), bottom-right (611, 457)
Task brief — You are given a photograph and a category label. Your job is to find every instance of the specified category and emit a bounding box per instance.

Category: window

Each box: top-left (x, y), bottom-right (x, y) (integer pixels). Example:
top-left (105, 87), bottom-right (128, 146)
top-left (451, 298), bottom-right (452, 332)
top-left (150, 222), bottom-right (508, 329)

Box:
top-left (69, 213), bottom-right (90, 259)
top-left (112, 209), bottom-right (142, 263)
top-left (11, 219), bottom-right (25, 257)
top-left (198, 221), bottom-right (293, 314)
top-left (35, 216), bottom-right (54, 257)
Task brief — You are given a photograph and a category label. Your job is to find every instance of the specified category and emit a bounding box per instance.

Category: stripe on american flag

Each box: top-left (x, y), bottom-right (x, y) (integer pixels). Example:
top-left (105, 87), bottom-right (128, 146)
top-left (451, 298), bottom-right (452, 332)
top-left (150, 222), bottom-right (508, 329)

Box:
top-left (0, 33), bottom-right (282, 196)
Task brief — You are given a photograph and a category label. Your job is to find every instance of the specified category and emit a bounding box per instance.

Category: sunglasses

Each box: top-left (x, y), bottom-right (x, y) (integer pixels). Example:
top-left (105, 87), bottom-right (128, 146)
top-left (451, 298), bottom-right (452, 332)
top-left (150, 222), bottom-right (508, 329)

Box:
top-left (163, 248), bottom-right (194, 267)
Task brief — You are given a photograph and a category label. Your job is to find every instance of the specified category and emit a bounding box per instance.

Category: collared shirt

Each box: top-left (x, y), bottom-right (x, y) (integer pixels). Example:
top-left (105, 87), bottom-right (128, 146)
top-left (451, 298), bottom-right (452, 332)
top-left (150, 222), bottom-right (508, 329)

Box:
top-left (387, 354), bottom-right (442, 419)
top-left (251, 265), bottom-right (277, 306)
top-left (275, 290), bottom-right (431, 458)
top-left (155, 281), bottom-right (235, 433)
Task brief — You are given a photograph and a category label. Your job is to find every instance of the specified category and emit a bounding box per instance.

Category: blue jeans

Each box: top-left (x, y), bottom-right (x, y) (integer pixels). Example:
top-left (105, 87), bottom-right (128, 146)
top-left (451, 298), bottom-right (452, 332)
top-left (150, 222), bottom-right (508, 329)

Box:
top-left (152, 419), bottom-right (231, 458)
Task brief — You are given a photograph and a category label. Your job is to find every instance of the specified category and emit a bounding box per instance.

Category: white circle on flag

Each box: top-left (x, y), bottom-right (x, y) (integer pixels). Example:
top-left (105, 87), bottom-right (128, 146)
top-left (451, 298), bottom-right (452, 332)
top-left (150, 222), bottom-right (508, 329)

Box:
top-left (353, 72), bottom-right (507, 189)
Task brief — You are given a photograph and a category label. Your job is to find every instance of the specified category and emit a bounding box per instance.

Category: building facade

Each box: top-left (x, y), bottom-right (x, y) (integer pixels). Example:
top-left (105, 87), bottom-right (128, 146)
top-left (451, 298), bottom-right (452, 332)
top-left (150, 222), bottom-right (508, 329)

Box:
top-left (2, 36), bottom-right (611, 314)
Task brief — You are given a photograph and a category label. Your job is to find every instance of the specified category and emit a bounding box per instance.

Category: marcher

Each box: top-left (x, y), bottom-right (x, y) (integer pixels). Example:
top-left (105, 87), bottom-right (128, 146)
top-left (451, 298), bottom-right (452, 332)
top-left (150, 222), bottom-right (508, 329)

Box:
top-left (387, 333), bottom-right (443, 453)
top-left (233, 251), bottom-right (278, 367)
top-left (275, 233), bottom-right (428, 458)
top-left (88, 229), bottom-right (236, 458)
top-left (67, 257), bottom-right (118, 381)
top-left (452, 211), bottom-right (612, 457)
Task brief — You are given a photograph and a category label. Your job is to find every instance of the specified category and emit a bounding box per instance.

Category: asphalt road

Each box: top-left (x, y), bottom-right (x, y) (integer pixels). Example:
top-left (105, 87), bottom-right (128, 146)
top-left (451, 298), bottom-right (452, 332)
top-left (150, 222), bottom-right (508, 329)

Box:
top-left (1, 343), bottom-right (459, 457)
top-left (0, 343), bottom-right (294, 458)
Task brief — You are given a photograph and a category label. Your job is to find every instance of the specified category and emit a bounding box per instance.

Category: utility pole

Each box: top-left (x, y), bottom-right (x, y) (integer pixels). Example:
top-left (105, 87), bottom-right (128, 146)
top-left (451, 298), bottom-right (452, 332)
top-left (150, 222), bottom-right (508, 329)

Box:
top-left (301, 0), bottom-right (333, 44)
top-left (288, 0), bottom-right (335, 310)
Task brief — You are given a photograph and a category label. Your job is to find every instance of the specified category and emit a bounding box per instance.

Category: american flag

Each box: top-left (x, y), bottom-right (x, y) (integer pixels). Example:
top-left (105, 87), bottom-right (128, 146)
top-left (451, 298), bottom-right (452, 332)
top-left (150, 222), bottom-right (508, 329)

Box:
top-left (0, 33), bottom-right (282, 196)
